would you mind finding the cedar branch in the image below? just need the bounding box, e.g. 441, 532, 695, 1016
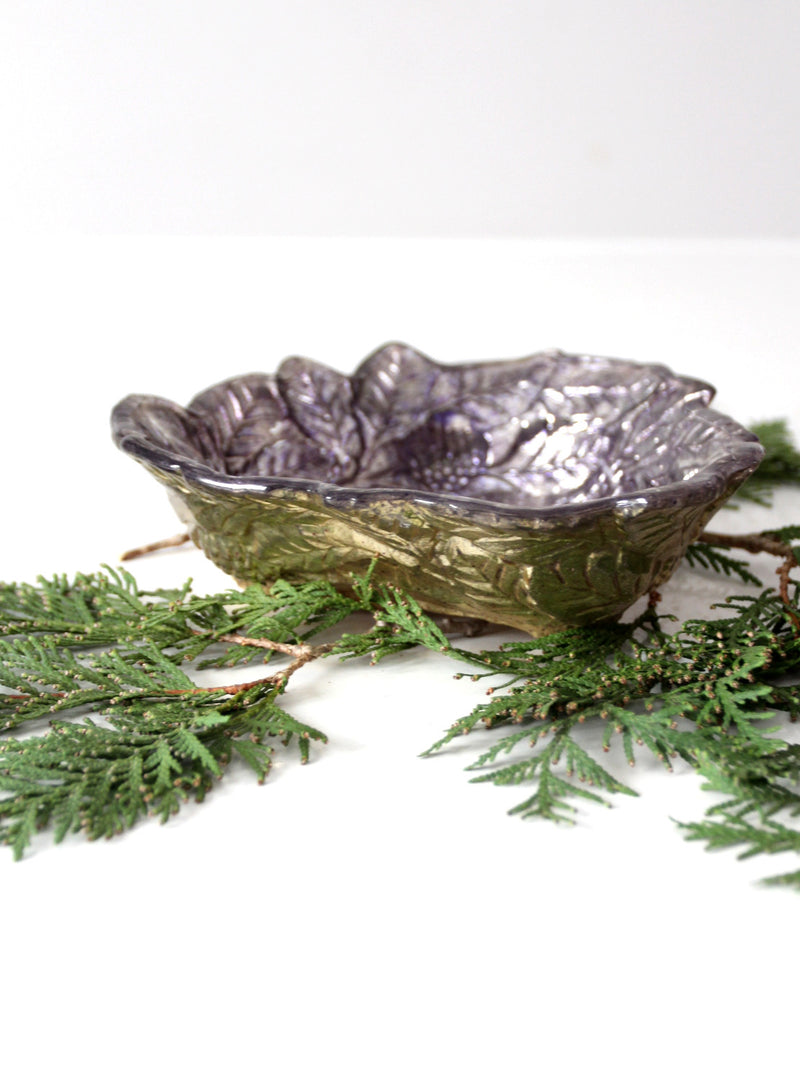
697, 530, 799, 630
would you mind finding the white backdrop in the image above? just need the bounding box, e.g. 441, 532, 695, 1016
2, 0, 799, 235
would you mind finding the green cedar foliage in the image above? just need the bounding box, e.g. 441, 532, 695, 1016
732, 419, 800, 505
0, 568, 344, 857
3, 550, 800, 879
682, 542, 762, 585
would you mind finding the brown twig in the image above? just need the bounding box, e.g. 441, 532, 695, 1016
217, 634, 308, 658
165, 639, 335, 697
697, 530, 800, 631
647, 587, 662, 612
5, 691, 65, 701
775, 555, 800, 627
120, 532, 191, 561
697, 530, 796, 560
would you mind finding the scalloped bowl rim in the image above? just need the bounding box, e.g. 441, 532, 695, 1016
111, 349, 765, 523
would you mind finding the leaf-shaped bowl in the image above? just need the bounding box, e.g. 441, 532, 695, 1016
111, 343, 763, 634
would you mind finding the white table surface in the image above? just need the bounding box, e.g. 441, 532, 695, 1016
1, 238, 799, 1064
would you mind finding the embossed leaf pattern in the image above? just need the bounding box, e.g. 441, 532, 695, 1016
275, 358, 362, 482
116, 397, 215, 465
188, 372, 348, 482
173, 344, 737, 507
188, 374, 297, 475
351, 343, 460, 482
